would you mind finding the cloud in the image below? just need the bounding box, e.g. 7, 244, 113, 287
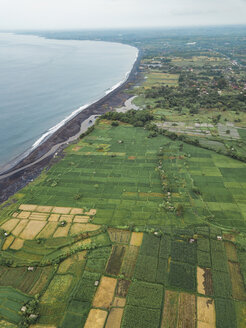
0, 0, 245, 29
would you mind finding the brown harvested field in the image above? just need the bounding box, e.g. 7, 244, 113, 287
29, 325, 56, 328
108, 229, 131, 244
52, 207, 71, 214
2, 235, 15, 250
84, 309, 107, 328
29, 266, 54, 295
60, 215, 73, 222
17, 211, 31, 219
225, 241, 238, 262
223, 233, 236, 242
161, 290, 179, 328
112, 297, 126, 307
70, 223, 99, 235
37, 222, 58, 239
177, 292, 196, 328
116, 279, 131, 298
20, 220, 46, 239
228, 261, 246, 301
48, 214, 60, 222
105, 308, 124, 328
72, 146, 82, 152
10, 238, 24, 250
92, 276, 117, 309
19, 204, 37, 211
53, 223, 71, 238
12, 219, 28, 236
85, 209, 97, 216
12, 212, 19, 217
29, 212, 48, 221
106, 245, 126, 275
130, 232, 143, 246
120, 245, 139, 278
70, 208, 84, 215
36, 206, 53, 213
1, 218, 19, 232
197, 297, 215, 328
73, 216, 90, 223
197, 267, 213, 296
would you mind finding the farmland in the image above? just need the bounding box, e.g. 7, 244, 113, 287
0, 30, 246, 327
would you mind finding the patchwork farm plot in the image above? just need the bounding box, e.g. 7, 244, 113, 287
0, 116, 246, 326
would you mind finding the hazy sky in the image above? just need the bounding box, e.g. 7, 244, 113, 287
0, 0, 246, 30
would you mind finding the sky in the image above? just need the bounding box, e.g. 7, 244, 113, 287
0, 0, 246, 30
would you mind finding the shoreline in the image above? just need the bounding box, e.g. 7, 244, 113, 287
0, 47, 142, 203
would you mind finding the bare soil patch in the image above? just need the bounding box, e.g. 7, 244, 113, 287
92, 276, 117, 309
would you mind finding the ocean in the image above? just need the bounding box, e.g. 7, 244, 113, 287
0, 33, 138, 171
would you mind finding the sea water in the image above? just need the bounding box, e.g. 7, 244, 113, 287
0, 33, 138, 171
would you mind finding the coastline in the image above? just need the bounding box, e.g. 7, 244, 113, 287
0, 47, 142, 203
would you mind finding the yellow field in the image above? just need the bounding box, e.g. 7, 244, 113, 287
92, 276, 117, 309
10, 238, 24, 250
19, 220, 46, 239
105, 308, 124, 328
1, 218, 19, 232
197, 297, 216, 328
84, 309, 107, 328
53, 223, 71, 238
130, 232, 143, 246
37, 222, 58, 239
2, 236, 14, 250
12, 219, 28, 236
197, 267, 205, 295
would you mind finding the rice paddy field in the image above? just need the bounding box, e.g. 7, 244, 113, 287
0, 119, 245, 327
1, 37, 246, 327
